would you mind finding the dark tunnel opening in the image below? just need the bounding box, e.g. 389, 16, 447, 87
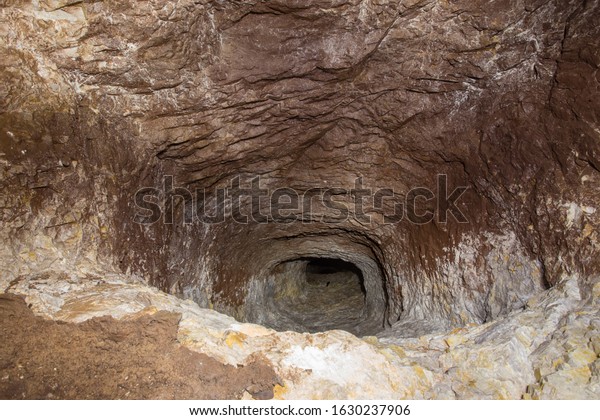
243, 253, 387, 336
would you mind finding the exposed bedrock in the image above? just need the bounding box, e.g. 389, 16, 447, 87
1, 0, 600, 342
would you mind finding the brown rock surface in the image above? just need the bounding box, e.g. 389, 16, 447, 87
0, 0, 599, 357
0, 293, 278, 399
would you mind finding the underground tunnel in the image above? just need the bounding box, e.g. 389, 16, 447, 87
244, 254, 387, 336
266, 257, 370, 334
209, 229, 393, 336
1, 0, 599, 400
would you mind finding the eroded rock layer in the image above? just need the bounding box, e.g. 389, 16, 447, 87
4, 272, 599, 399
0, 0, 599, 397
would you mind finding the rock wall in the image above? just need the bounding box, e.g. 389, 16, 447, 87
1, 0, 599, 371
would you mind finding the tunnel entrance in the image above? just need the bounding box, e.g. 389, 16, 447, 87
277, 258, 367, 333
272, 258, 367, 334
244, 254, 387, 336
305, 258, 366, 293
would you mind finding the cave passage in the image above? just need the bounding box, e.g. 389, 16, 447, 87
274, 258, 367, 334
243, 254, 387, 336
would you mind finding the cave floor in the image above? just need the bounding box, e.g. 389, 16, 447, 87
1, 273, 599, 399
0, 294, 278, 400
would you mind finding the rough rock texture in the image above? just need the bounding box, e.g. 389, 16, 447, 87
1, 0, 600, 398
4, 272, 600, 399
247, 258, 379, 336
0, 292, 279, 399
2, 0, 599, 331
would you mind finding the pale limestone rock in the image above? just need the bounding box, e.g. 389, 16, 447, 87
5, 271, 599, 399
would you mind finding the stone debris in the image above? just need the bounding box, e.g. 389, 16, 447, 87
6, 272, 599, 399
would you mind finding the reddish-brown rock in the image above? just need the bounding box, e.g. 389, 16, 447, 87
1, 0, 599, 336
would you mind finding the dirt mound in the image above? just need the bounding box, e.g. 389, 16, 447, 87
0, 294, 278, 399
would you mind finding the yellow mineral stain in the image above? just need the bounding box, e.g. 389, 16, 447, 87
273, 384, 288, 399
412, 365, 427, 379
567, 347, 597, 366
225, 331, 246, 348
552, 357, 565, 370
445, 334, 465, 348
390, 345, 407, 358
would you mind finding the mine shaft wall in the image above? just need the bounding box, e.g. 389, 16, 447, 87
1, 0, 599, 334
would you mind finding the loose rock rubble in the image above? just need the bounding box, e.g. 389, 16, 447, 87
4, 272, 598, 399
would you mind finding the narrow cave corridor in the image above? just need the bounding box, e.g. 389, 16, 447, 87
271, 258, 368, 334
237, 238, 390, 337
1, 0, 599, 401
